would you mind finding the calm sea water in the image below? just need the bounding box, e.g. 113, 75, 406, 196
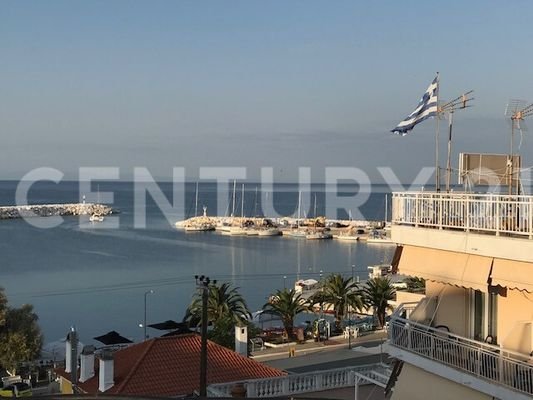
0, 181, 396, 346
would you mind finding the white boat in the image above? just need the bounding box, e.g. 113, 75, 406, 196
306, 231, 332, 240
366, 230, 395, 244
257, 227, 281, 236
89, 214, 104, 223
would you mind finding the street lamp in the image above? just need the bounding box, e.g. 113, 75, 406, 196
351, 265, 355, 282
143, 290, 154, 341
283, 275, 287, 289
195, 275, 216, 397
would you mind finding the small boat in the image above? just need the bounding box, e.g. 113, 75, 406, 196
257, 227, 281, 236
306, 231, 332, 240
89, 214, 104, 223
366, 230, 395, 244
185, 222, 215, 232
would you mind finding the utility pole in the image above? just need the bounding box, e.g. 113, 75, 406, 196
195, 275, 216, 397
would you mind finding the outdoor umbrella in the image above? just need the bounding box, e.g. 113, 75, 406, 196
93, 330, 133, 345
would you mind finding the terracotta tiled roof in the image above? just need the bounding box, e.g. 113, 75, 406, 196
57, 333, 285, 397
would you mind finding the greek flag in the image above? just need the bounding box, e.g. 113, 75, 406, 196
392, 75, 439, 135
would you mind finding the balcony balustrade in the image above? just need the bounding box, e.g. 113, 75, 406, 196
389, 303, 533, 396
392, 192, 533, 238
207, 363, 391, 398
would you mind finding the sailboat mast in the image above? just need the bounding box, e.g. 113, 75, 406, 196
314, 194, 317, 218
232, 180, 236, 217
297, 191, 301, 226
385, 194, 388, 223
241, 184, 245, 218
195, 182, 199, 217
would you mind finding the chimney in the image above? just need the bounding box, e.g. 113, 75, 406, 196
98, 349, 114, 392
65, 327, 78, 375
235, 325, 248, 356
79, 345, 95, 383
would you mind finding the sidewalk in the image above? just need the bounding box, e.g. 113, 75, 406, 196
251, 330, 388, 362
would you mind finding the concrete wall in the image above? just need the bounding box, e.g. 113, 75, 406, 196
392, 225, 533, 263
392, 364, 491, 400
498, 289, 533, 355
426, 281, 469, 337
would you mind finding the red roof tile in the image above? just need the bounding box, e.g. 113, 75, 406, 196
58, 334, 285, 397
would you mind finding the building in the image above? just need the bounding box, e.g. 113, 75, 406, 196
57, 333, 286, 397
387, 190, 533, 399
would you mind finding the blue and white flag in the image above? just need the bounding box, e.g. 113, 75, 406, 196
392, 75, 439, 135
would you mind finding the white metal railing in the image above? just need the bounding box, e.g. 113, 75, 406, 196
389, 303, 533, 396
392, 192, 533, 238
207, 363, 391, 397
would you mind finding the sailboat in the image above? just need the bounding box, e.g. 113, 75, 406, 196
185, 182, 215, 232
285, 191, 307, 238
305, 194, 332, 240
366, 194, 394, 244
230, 184, 248, 235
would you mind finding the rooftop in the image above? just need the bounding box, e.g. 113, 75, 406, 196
57, 333, 286, 397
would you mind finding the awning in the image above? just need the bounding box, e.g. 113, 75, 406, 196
398, 246, 493, 292
491, 258, 533, 293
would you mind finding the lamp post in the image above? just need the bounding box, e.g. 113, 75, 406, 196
143, 289, 154, 341
195, 275, 216, 397
351, 264, 355, 282
283, 275, 287, 289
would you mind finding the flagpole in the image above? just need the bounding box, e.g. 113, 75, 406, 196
446, 111, 453, 192
435, 72, 440, 192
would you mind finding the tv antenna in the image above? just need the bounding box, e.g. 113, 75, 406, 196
504, 100, 533, 194
438, 90, 474, 191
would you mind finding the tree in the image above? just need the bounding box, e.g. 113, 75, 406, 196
310, 274, 364, 332
184, 282, 251, 329
0, 289, 43, 374
362, 277, 396, 328
404, 276, 425, 292
262, 289, 308, 340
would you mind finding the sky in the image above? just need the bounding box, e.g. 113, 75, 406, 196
2, 0, 533, 183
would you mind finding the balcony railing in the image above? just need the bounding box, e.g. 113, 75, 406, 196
207, 363, 391, 398
389, 303, 533, 396
392, 192, 533, 238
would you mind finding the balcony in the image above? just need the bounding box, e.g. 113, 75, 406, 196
392, 192, 533, 238
207, 363, 391, 398
391, 192, 533, 262
388, 303, 533, 399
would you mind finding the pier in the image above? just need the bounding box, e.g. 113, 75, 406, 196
0, 203, 113, 219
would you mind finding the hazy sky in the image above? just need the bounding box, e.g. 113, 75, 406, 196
2, 1, 533, 183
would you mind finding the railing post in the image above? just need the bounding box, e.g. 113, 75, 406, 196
529, 197, 533, 239
496, 198, 500, 236
407, 324, 412, 350
415, 193, 419, 227
465, 196, 470, 232
246, 381, 257, 397
315, 372, 323, 391
282, 377, 290, 395
438, 195, 443, 229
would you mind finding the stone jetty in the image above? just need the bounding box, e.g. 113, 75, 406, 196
0, 203, 113, 219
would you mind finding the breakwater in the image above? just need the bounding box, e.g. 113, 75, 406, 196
0, 203, 113, 219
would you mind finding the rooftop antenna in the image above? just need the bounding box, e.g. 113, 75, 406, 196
505, 99, 533, 195
438, 90, 474, 192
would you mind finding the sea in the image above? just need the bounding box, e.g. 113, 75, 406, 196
0, 180, 398, 347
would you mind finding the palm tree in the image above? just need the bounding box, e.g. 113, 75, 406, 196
184, 282, 251, 328
362, 277, 396, 328
262, 289, 308, 340
311, 274, 364, 332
